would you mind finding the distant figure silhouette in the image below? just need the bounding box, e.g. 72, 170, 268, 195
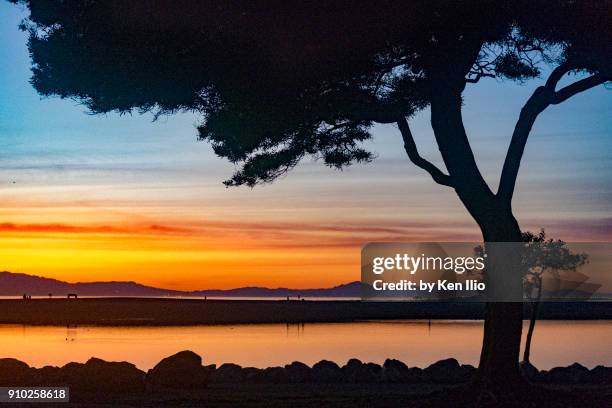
67, 293, 78, 299
49, 293, 53, 298
22, 293, 27, 300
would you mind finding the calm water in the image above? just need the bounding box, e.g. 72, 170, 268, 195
0, 320, 610, 370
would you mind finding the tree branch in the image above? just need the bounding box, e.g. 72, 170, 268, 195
544, 61, 577, 90
397, 116, 454, 187
498, 70, 610, 203
552, 73, 609, 104
466, 70, 496, 83
497, 86, 550, 204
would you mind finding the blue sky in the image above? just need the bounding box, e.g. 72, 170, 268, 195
1, 2, 611, 288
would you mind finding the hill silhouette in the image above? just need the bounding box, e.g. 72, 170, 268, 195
0, 271, 360, 298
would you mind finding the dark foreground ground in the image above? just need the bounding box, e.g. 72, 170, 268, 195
8, 384, 611, 408
1, 351, 610, 407
1, 298, 611, 325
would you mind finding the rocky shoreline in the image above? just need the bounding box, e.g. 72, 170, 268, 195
1, 351, 610, 406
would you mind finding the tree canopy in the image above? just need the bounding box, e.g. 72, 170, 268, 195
10, 0, 611, 187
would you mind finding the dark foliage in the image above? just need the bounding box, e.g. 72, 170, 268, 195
9, 1, 611, 186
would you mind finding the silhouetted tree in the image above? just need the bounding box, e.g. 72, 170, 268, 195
520, 230, 588, 364
9, 0, 611, 397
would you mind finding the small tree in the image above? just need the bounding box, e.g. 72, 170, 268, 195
520, 230, 588, 364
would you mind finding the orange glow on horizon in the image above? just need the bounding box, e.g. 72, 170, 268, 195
0, 208, 485, 290
2, 207, 609, 290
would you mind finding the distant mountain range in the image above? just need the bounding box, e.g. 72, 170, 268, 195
0, 271, 360, 298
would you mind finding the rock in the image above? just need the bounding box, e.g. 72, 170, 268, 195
588, 365, 612, 384
0, 359, 33, 386
382, 359, 425, 383
406, 367, 425, 383
211, 363, 243, 383
520, 361, 539, 380
30, 366, 61, 386
424, 358, 471, 383
342, 359, 381, 383
242, 367, 262, 382
460, 364, 476, 380
85, 358, 145, 393
546, 362, 589, 384
284, 361, 311, 383
382, 359, 409, 383
312, 360, 342, 383
362, 363, 382, 382
261, 366, 288, 383
146, 350, 208, 390
342, 358, 364, 383
57, 358, 145, 400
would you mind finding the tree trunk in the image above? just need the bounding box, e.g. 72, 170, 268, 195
427, 70, 526, 396
523, 275, 542, 363
476, 213, 525, 394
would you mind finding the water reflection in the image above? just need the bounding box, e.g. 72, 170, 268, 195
0, 320, 609, 370
286, 323, 305, 338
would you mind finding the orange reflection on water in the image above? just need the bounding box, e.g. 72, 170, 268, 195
0, 320, 609, 370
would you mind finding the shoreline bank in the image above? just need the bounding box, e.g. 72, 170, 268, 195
0, 298, 611, 326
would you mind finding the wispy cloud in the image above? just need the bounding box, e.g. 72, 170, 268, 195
0, 222, 189, 235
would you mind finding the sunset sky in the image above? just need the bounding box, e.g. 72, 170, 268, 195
1, 3, 611, 290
